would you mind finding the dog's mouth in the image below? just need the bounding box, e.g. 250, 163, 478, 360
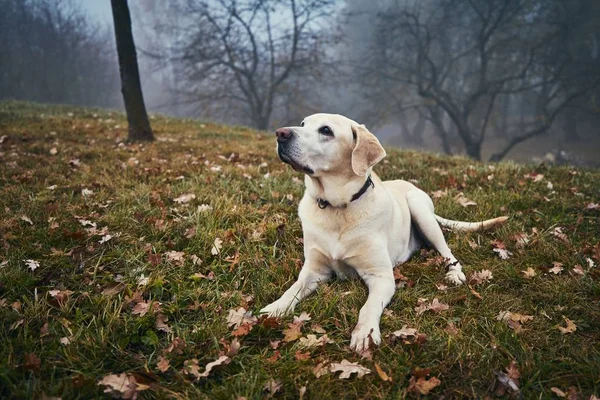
278, 147, 314, 175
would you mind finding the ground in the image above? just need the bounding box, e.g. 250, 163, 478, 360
0, 101, 599, 399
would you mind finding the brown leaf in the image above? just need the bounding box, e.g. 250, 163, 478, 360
557, 318, 577, 334
551, 387, 566, 397
155, 313, 172, 333
330, 359, 371, 379
266, 350, 281, 363
294, 351, 311, 361
263, 379, 282, 397
313, 361, 330, 378
283, 322, 303, 343
374, 363, 392, 382
415, 298, 449, 315
521, 267, 536, 279
298, 334, 333, 348
469, 285, 483, 299
22, 353, 41, 371
156, 356, 170, 372
445, 321, 459, 336
470, 269, 493, 285
102, 282, 126, 296
408, 375, 442, 395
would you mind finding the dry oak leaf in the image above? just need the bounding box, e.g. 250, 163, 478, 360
211, 237, 223, 255
156, 356, 170, 372
390, 325, 418, 339
132, 301, 160, 317
98, 373, 149, 399
283, 322, 303, 343
183, 356, 230, 380
329, 359, 371, 379
557, 318, 577, 334
298, 334, 334, 348
415, 298, 449, 315
312, 361, 330, 378
470, 269, 493, 285
408, 375, 442, 395
263, 379, 283, 396
549, 262, 564, 274
295, 351, 311, 361
293, 311, 311, 324
493, 247, 513, 260
165, 251, 185, 264
522, 267, 537, 279
173, 193, 196, 204
226, 307, 258, 329
455, 193, 477, 207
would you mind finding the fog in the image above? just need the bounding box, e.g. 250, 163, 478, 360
2, 0, 599, 164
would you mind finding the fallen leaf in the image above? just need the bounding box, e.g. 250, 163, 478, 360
445, 321, 459, 336
97, 373, 149, 399
293, 312, 311, 324
22, 353, 41, 371
283, 322, 303, 343
263, 379, 282, 396
415, 298, 449, 315
551, 227, 569, 243
156, 356, 169, 372
132, 301, 160, 317
549, 262, 564, 274
470, 269, 493, 285
165, 251, 185, 265
226, 307, 258, 329
298, 334, 333, 348
572, 265, 584, 276
408, 375, 442, 395
173, 193, 196, 204
551, 387, 566, 397
211, 237, 223, 255
557, 318, 577, 334
374, 363, 392, 382
294, 350, 311, 361
155, 313, 172, 333
390, 325, 418, 338
493, 247, 513, 260
199, 355, 230, 378
23, 259, 39, 272
455, 193, 477, 207
266, 350, 281, 363
21, 215, 33, 225
313, 361, 330, 378
330, 359, 371, 379
59, 337, 71, 346
522, 267, 536, 279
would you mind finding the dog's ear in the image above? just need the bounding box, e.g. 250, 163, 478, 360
351, 124, 386, 176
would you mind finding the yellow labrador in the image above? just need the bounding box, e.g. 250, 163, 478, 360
260, 113, 507, 353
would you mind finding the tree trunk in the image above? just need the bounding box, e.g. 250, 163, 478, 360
111, 0, 154, 142
465, 141, 482, 161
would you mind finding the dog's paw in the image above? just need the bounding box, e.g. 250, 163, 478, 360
445, 269, 466, 285
350, 323, 381, 354
259, 300, 293, 317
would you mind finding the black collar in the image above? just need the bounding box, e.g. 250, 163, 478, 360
317, 175, 374, 209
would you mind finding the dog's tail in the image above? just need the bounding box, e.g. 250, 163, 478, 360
435, 215, 508, 233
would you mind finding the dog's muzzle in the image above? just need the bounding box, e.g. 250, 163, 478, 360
275, 127, 314, 175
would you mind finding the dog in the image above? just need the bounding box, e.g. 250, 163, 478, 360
260, 113, 507, 353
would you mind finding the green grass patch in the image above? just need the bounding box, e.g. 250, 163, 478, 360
1, 100, 599, 398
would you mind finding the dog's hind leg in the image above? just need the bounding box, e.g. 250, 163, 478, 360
406, 189, 466, 285
260, 258, 331, 317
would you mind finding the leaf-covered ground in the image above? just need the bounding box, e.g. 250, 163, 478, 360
1, 101, 599, 399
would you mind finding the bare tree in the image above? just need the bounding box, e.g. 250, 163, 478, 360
0, 0, 119, 108
156, 0, 335, 130
365, 0, 600, 161
111, 0, 154, 142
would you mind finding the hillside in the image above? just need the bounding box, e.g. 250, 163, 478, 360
1, 101, 599, 399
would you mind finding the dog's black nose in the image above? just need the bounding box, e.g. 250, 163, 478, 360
275, 127, 293, 141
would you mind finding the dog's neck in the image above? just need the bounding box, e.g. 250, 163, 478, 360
305, 171, 374, 208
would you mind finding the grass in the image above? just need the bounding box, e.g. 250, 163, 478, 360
0, 100, 599, 399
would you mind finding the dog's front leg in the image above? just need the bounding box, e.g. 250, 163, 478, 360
350, 260, 395, 353
260, 257, 331, 317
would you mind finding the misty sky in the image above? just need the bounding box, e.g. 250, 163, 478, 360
77, 1, 112, 24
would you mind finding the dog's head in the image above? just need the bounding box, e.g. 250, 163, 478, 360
275, 113, 386, 177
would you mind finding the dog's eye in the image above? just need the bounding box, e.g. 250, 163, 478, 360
300, 121, 305, 127
319, 126, 333, 137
